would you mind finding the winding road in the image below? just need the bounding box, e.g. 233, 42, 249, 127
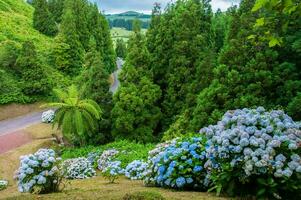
110, 57, 124, 93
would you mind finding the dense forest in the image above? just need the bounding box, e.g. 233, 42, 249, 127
1, 0, 301, 143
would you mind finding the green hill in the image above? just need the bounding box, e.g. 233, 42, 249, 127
0, 0, 68, 104
0, 0, 53, 51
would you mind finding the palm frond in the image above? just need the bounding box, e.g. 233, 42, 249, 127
61, 110, 73, 138
79, 102, 101, 119
74, 109, 84, 136
68, 85, 79, 99
82, 99, 103, 117
81, 109, 97, 132
53, 88, 68, 102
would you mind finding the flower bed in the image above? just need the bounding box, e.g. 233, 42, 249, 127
14, 149, 63, 194
61, 158, 96, 179
101, 160, 124, 183
201, 107, 301, 199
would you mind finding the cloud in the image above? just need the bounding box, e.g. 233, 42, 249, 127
92, 0, 240, 14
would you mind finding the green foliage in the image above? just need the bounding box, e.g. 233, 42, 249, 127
47, 85, 102, 146
48, 0, 65, 23
32, 0, 57, 36
115, 38, 127, 58
112, 24, 161, 143
251, 0, 301, 47
147, 0, 215, 132
53, 6, 84, 75
287, 93, 301, 120
191, 0, 301, 130
79, 42, 113, 144
123, 191, 165, 200
60, 140, 155, 168
16, 41, 50, 97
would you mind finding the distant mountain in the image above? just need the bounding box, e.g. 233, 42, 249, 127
106, 11, 151, 20
106, 11, 151, 30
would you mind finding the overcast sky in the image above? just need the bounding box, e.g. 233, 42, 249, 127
92, 0, 240, 14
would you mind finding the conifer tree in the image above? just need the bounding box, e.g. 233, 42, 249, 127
147, 0, 214, 131
32, 0, 57, 36
87, 4, 116, 73
53, 5, 84, 75
115, 39, 127, 58
16, 41, 49, 96
48, 0, 65, 23
111, 23, 161, 143
191, 0, 301, 130
79, 38, 113, 144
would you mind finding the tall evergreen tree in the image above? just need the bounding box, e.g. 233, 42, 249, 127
111, 23, 161, 143
16, 41, 49, 96
48, 0, 65, 23
79, 38, 113, 144
115, 39, 127, 58
191, 0, 301, 131
53, 6, 84, 75
32, 0, 57, 36
87, 4, 116, 73
147, 0, 214, 131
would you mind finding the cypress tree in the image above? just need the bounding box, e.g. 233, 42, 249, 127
191, 0, 301, 130
48, 0, 65, 23
80, 38, 113, 144
16, 41, 49, 96
115, 39, 127, 58
32, 0, 57, 36
148, 0, 214, 131
53, 5, 84, 75
111, 23, 161, 143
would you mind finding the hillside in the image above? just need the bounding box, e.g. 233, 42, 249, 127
0, 0, 68, 104
0, 0, 53, 51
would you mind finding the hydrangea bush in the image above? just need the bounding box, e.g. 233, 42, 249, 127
41, 110, 55, 123
101, 161, 124, 183
125, 160, 148, 180
87, 151, 101, 166
144, 137, 209, 190
61, 158, 96, 179
14, 149, 63, 194
0, 180, 8, 191
97, 149, 119, 170
201, 107, 301, 199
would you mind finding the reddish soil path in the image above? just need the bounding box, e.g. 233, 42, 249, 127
0, 130, 32, 154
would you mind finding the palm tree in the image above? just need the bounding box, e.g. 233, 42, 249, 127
45, 85, 102, 145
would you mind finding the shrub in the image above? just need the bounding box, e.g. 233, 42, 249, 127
125, 160, 148, 180
123, 191, 165, 200
144, 137, 209, 190
101, 161, 124, 183
14, 149, 64, 194
41, 110, 55, 123
97, 149, 119, 171
61, 158, 96, 179
201, 107, 301, 199
0, 180, 8, 191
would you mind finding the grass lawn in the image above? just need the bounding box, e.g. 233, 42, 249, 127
0, 176, 226, 200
